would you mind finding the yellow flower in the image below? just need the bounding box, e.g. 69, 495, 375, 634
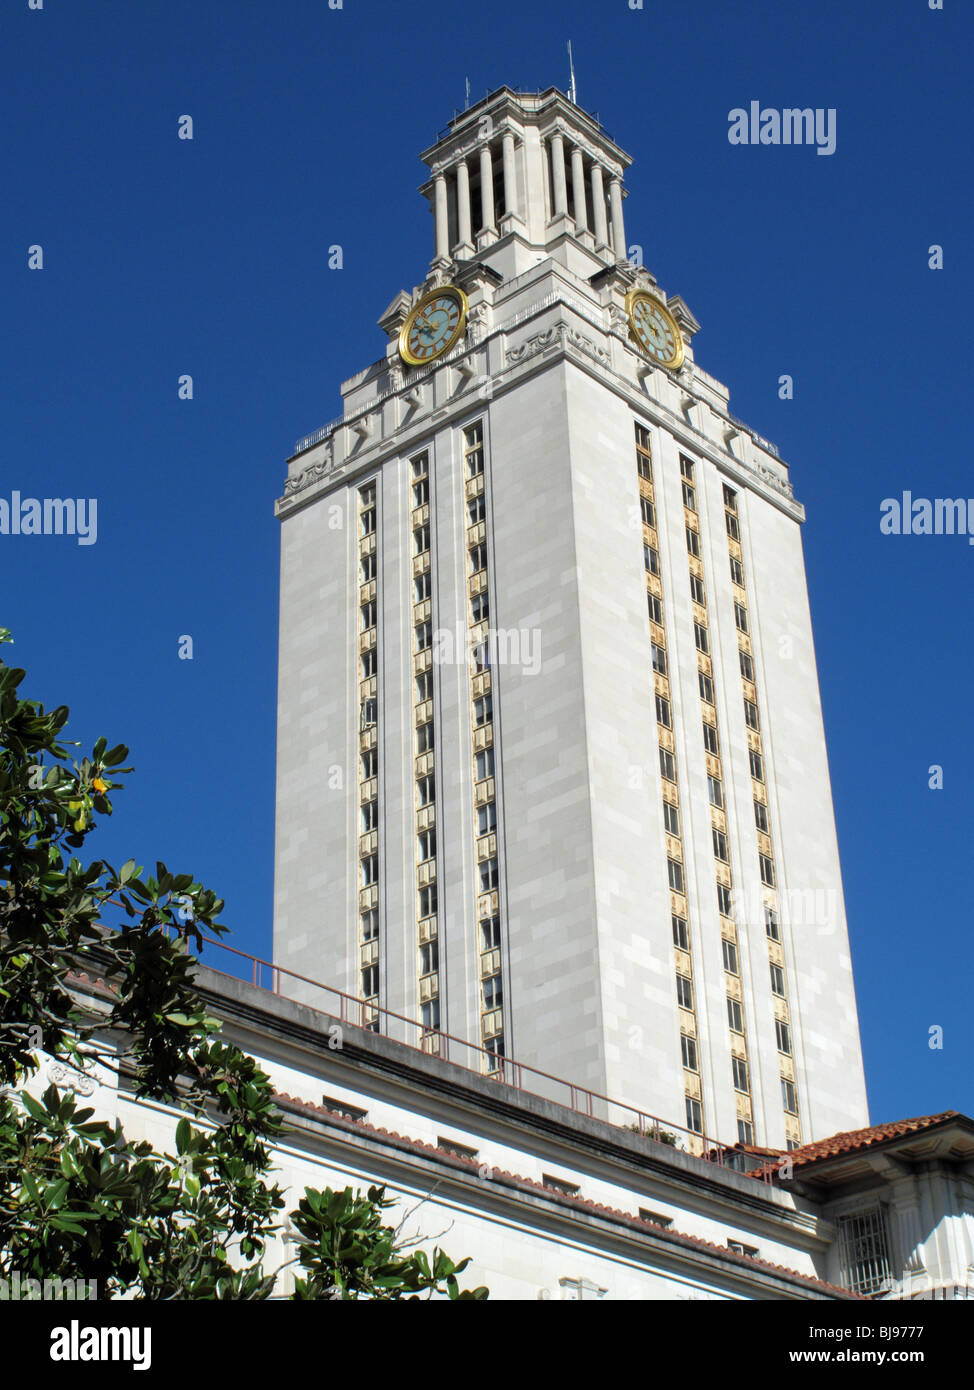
92, 777, 107, 792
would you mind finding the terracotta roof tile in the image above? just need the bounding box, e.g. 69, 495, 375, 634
751, 1111, 962, 1176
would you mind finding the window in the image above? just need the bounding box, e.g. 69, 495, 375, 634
702, 721, 719, 755
360, 854, 378, 886
769, 963, 786, 998
464, 422, 484, 476
416, 721, 435, 753
726, 512, 741, 540
732, 1057, 749, 1092
727, 1239, 759, 1258
635, 422, 652, 455
685, 1097, 703, 1133
723, 484, 737, 511
727, 997, 744, 1033
480, 916, 501, 950
681, 1033, 698, 1072
689, 574, 705, 605
469, 542, 488, 573
416, 670, 433, 702
414, 571, 431, 602
734, 602, 749, 633
737, 1119, 754, 1145
361, 801, 378, 832
744, 699, 760, 731
479, 858, 499, 892
651, 643, 667, 676
643, 543, 660, 576
474, 693, 493, 726
360, 697, 377, 729
361, 749, 378, 779
639, 1208, 673, 1229
717, 884, 733, 917
708, 775, 724, 809
484, 1035, 505, 1068
640, 496, 656, 526
411, 453, 428, 479
637, 453, 653, 482
361, 600, 376, 631
419, 884, 438, 918
730, 556, 745, 587
472, 642, 490, 673
475, 748, 495, 781
470, 591, 490, 623
419, 940, 439, 976
415, 621, 432, 652
781, 1078, 799, 1114
712, 829, 729, 862
659, 747, 676, 781
699, 671, 714, 703
752, 799, 768, 834
482, 974, 503, 1010
655, 694, 672, 728
361, 552, 376, 582
739, 650, 754, 681
765, 906, 780, 941
477, 801, 497, 835
647, 593, 663, 624
749, 749, 764, 782
838, 1208, 893, 1297
676, 975, 693, 1009
722, 939, 739, 975
360, 909, 378, 941
667, 858, 685, 894
418, 827, 436, 862
421, 998, 440, 1031
437, 1135, 479, 1161
671, 914, 688, 949
360, 505, 376, 537
417, 775, 435, 806
412, 478, 429, 507
682, 480, 696, 510
413, 524, 430, 554
775, 1019, 792, 1055
361, 648, 377, 679
468, 494, 486, 524
362, 964, 379, 998
663, 801, 680, 836
686, 526, 701, 558
694, 622, 709, 654
541, 1173, 579, 1197
680, 455, 695, 480
760, 854, 776, 887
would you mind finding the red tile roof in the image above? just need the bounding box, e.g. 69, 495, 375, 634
753, 1112, 962, 1175
275, 1090, 862, 1300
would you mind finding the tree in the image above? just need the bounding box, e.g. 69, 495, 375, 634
0, 628, 487, 1300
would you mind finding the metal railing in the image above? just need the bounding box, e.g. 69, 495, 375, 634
127, 916, 774, 1184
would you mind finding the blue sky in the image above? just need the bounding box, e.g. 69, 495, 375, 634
3, 0, 970, 1128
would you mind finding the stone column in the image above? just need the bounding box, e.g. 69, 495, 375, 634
479, 144, 495, 234
456, 159, 473, 255
570, 146, 588, 231
501, 131, 518, 223
550, 132, 568, 216
434, 172, 449, 262
609, 176, 626, 260
591, 164, 609, 247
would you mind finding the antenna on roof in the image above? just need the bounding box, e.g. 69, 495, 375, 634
567, 40, 577, 104
465, 76, 471, 109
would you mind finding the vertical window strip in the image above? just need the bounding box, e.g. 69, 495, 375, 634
357, 480, 380, 1029
411, 451, 440, 1047
723, 486, 802, 1146
465, 421, 505, 1075
636, 425, 704, 1144
679, 452, 755, 1137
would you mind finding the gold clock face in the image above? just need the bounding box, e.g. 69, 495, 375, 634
399, 286, 468, 367
626, 290, 685, 370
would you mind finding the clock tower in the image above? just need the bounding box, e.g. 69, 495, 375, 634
273, 86, 868, 1154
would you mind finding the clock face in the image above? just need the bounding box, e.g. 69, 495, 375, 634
399, 287, 468, 366
626, 291, 685, 370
